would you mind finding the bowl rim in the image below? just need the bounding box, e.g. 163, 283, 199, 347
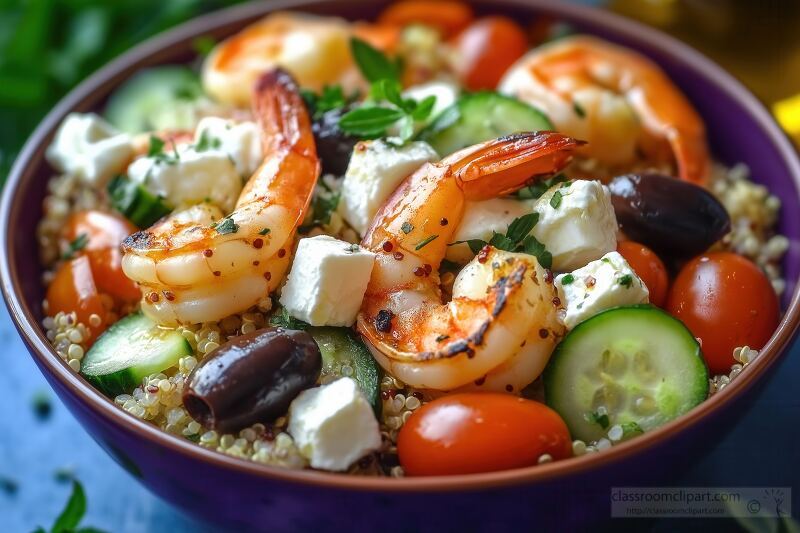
3, 0, 800, 493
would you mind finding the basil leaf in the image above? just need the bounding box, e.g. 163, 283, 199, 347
411, 95, 437, 121
506, 213, 539, 245
339, 106, 405, 137
52, 480, 87, 533
350, 37, 399, 83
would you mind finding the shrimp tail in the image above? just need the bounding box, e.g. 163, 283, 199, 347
447, 131, 585, 200
253, 68, 316, 158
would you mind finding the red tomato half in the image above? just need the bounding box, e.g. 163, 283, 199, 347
666, 252, 779, 374
451, 16, 529, 91
617, 241, 669, 307
397, 393, 571, 476
46, 256, 108, 345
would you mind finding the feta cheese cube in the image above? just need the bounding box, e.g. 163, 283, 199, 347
338, 139, 438, 236
445, 198, 533, 264
127, 147, 243, 212
193, 117, 263, 177
555, 251, 649, 329
288, 377, 381, 471
46, 113, 133, 185
532, 179, 618, 272
279, 235, 376, 326
403, 81, 459, 124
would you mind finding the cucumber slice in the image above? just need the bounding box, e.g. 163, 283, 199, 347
417, 91, 554, 157
108, 175, 172, 228
543, 305, 708, 442
104, 66, 204, 134
308, 327, 380, 413
81, 312, 192, 397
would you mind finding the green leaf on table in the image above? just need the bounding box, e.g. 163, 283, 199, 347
51, 480, 86, 533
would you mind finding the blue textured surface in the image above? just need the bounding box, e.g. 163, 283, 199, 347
1, 301, 798, 531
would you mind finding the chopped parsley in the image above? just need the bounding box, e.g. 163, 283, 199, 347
148, 135, 179, 165
147, 135, 165, 156
301, 191, 340, 231
269, 306, 310, 331
258, 228, 271, 236
573, 100, 586, 118
347, 243, 360, 253
194, 129, 221, 152
561, 274, 575, 285
621, 421, 644, 439
549, 190, 563, 209
618, 274, 633, 288
415, 234, 438, 250
585, 409, 610, 429
516, 174, 568, 200
61, 233, 89, 260
401, 222, 413, 234
215, 217, 239, 235
448, 213, 553, 269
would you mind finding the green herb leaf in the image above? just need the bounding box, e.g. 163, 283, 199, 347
549, 190, 563, 209
339, 106, 406, 137
584, 410, 609, 429
350, 37, 399, 83
488, 232, 516, 251
347, 243, 361, 253
397, 115, 415, 141
401, 222, 413, 234
52, 480, 87, 533
147, 135, 165, 157
194, 129, 221, 152
61, 233, 89, 260
215, 217, 239, 235
258, 228, 271, 236
560, 274, 575, 285
516, 174, 567, 200
415, 234, 439, 250
269, 307, 310, 331
448, 239, 487, 255
573, 100, 586, 118
618, 274, 633, 288
620, 421, 644, 439
410, 95, 437, 121
373, 78, 404, 108
505, 213, 539, 244
521, 235, 553, 269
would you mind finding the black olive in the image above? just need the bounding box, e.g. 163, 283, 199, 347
311, 105, 359, 176
608, 173, 731, 258
183, 327, 321, 433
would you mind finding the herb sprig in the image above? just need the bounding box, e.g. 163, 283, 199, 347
61, 233, 89, 260
448, 212, 553, 269
33, 480, 107, 533
338, 37, 436, 140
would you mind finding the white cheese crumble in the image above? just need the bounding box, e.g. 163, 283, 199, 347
338, 139, 438, 236
193, 117, 263, 177
288, 377, 381, 471
532, 179, 618, 272
46, 113, 133, 185
279, 235, 376, 327
555, 251, 649, 329
127, 146, 243, 213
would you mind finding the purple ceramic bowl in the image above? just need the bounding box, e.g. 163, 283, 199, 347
2, 0, 799, 530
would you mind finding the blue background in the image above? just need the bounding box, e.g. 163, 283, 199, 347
1, 301, 798, 531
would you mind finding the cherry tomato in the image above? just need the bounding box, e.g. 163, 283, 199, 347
397, 393, 571, 476
46, 256, 108, 345
62, 210, 140, 305
617, 241, 669, 307
451, 16, 529, 91
378, 0, 474, 38
666, 252, 779, 374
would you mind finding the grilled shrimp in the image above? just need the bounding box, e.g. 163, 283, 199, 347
121, 69, 320, 326
499, 36, 710, 183
356, 132, 581, 391
203, 12, 397, 107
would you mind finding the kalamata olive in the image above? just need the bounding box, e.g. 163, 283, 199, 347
183, 327, 321, 433
608, 173, 731, 258
312, 106, 359, 176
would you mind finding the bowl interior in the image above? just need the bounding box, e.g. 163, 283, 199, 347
3, 0, 800, 489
